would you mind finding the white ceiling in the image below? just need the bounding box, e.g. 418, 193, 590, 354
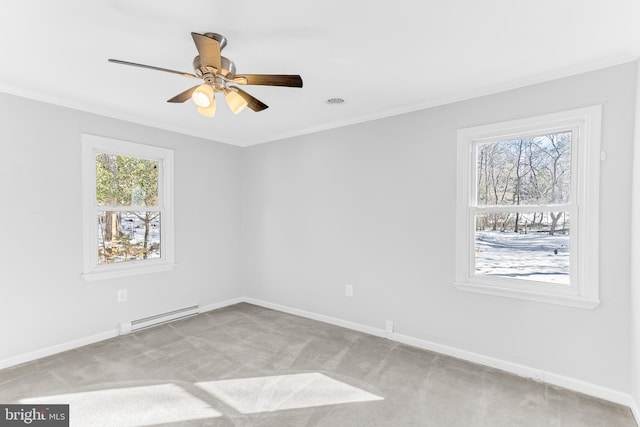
1, 1, 639, 147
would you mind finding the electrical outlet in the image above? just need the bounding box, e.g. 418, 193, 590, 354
345, 284, 353, 297
117, 289, 128, 302
385, 320, 394, 335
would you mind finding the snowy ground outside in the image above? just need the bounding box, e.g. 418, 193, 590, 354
474, 230, 569, 284
98, 212, 161, 263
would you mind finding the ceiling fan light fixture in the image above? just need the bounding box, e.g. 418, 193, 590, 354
225, 89, 248, 114
197, 97, 216, 117
192, 84, 214, 107
109, 31, 303, 116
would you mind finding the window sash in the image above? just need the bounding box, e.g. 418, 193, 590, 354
94, 206, 162, 212
95, 152, 164, 208
455, 106, 601, 308
82, 134, 175, 281
466, 211, 577, 289
472, 204, 572, 214
471, 126, 578, 208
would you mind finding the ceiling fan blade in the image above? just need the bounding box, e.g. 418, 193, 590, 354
233, 74, 303, 88
191, 32, 221, 70
230, 86, 269, 112
167, 85, 200, 103
108, 59, 199, 79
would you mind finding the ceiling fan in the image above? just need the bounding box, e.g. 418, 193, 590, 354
108, 32, 303, 117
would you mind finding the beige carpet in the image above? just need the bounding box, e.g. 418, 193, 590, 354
0, 303, 636, 426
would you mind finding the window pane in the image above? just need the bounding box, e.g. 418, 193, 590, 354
97, 211, 161, 264
96, 153, 158, 207
476, 131, 572, 206
474, 212, 570, 284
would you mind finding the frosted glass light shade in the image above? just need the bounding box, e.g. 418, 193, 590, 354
225, 90, 248, 114
197, 97, 216, 117
192, 84, 214, 108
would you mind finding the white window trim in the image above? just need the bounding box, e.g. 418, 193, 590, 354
81, 134, 175, 281
454, 106, 602, 309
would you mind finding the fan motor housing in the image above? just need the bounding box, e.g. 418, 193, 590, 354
193, 55, 236, 78
192, 32, 230, 78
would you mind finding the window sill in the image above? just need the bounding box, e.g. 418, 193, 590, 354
453, 281, 600, 309
82, 262, 176, 282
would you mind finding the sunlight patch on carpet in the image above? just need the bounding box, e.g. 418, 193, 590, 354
196, 372, 383, 414
20, 383, 220, 427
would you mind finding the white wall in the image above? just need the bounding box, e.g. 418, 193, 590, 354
1, 61, 637, 402
0, 93, 243, 363
630, 59, 640, 415
241, 62, 637, 393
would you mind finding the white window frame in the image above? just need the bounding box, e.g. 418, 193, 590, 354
455, 106, 601, 308
81, 134, 175, 281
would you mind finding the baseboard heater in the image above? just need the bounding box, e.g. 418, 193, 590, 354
119, 304, 200, 335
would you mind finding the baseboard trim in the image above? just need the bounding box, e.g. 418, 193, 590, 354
390, 331, 632, 407
390, 332, 545, 380
244, 297, 636, 413
543, 371, 635, 409
199, 297, 245, 314
0, 329, 118, 370
630, 398, 640, 425
243, 297, 387, 339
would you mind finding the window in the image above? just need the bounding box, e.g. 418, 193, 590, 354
82, 134, 174, 281
455, 106, 601, 308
